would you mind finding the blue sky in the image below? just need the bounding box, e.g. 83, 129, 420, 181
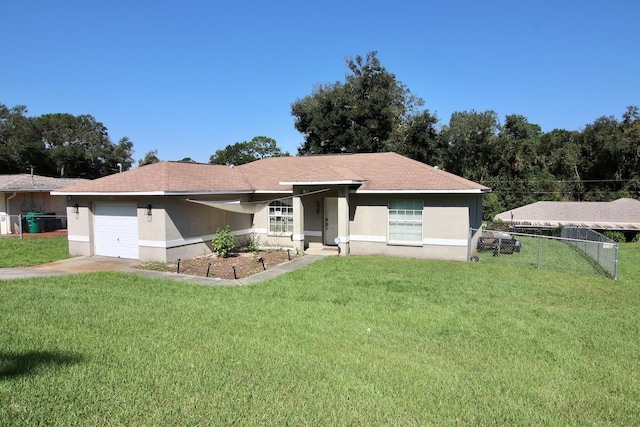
2, 0, 638, 165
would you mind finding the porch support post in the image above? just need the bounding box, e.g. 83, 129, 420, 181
337, 187, 350, 256
292, 191, 305, 253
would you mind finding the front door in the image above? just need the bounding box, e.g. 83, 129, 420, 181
324, 197, 338, 245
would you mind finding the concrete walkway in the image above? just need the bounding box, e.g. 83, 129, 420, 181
0, 255, 323, 285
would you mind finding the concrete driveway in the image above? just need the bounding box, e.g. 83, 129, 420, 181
0, 256, 139, 280
32, 256, 140, 273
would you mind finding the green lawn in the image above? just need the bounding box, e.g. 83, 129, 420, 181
0, 236, 68, 267
1, 245, 639, 425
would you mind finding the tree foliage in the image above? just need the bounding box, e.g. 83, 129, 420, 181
210, 136, 289, 166
392, 110, 443, 166
138, 150, 160, 166
441, 110, 500, 183
0, 104, 47, 175
292, 51, 423, 155
0, 103, 134, 178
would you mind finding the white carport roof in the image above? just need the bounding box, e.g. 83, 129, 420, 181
495, 198, 640, 231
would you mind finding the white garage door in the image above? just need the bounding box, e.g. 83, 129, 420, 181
94, 203, 139, 259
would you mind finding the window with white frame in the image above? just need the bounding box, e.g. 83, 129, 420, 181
388, 200, 423, 243
269, 200, 293, 234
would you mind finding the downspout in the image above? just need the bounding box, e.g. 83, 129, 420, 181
6, 192, 17, 234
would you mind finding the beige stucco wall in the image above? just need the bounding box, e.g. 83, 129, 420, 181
0, 193, 6, 234
66, 201, 92, 256
158, 196, 254, 262
67, 194, 256, 262
348, 193, 483, 261
64, 191, 484, 263
249, 190, 483, 261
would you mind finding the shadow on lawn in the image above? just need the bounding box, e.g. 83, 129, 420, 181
0, 351, 83, 380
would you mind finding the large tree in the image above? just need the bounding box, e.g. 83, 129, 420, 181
0, 104, 47, 174
576, 107, 640, 200
292, 51, 423, 155
391, 110, 443, 166
492, 114, 557, 212
34, 113, 133, 178
0, 102, 134, 178
210, 136, 289, 166
441, 110, 500, 182
539, 128, 584, 199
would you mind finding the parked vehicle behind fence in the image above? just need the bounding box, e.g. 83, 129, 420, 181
477, 231, 521, 254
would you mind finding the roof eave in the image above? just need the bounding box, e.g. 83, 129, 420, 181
505, 220, 640, 230
279, 180, 365, 186
253, 190, 292, 194
51, 190, 256, 196
3, 188, 60, 193
352, 189, 490, 194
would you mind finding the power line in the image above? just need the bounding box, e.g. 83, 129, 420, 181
480, 179, 635, 184
489, 190, 640, 195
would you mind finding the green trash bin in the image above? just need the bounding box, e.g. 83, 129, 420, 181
26, 212, 43, 233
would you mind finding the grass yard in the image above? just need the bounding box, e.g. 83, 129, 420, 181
1, 244, 639, 425
0, 236, 69, 267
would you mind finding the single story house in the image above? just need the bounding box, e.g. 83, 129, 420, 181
494, 198, 640, 231
1, 174, 87, 234
53, 152, 489, 262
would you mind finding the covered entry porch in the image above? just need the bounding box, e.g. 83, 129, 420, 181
289, 184, 358, 256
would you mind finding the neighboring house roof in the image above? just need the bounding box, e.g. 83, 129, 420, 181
495, 198, 640, 230
0, 174, 88, 192
53, 152, 489, 195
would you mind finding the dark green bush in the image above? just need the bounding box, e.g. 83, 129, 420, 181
603, 230, 625, 243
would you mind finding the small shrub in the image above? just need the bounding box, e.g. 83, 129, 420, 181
247, 232, 261, 260
212, 225, 236, 258
603, 230, 625, 243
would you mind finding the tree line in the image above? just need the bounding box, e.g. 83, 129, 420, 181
291, 51, 640, 219
3, 51, 638, 221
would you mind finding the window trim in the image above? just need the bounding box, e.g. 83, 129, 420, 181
387, 199, 424, 246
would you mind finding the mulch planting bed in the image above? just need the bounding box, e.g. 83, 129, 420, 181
140, 250, 299, 280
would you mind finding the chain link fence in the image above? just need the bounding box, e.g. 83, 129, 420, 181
1, 214, 67, 238
470, 227, 618, 280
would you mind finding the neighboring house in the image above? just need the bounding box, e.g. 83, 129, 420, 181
494, 198, 640, 231
53, 152, 489, 262
1, 174, 88, 235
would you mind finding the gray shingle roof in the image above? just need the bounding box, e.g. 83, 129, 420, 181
0, 174, 88, 192
495, 198, 640, 230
